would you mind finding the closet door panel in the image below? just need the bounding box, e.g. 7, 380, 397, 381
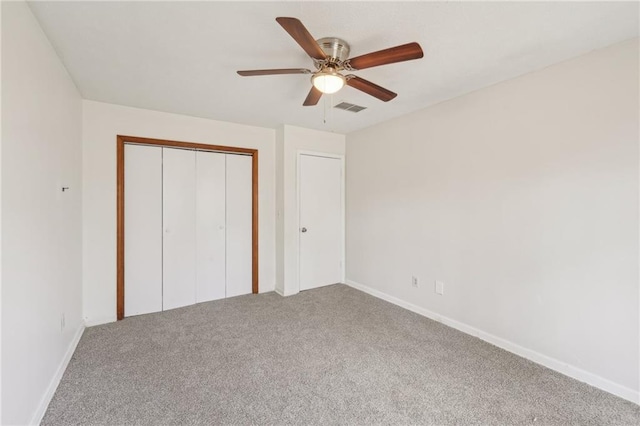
196, 151, 226, 302
225, 154, 253, 297
162, 148, 197, 310
124, 145, 163, 316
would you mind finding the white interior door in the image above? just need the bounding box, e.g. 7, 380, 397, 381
162, 147, 197, 310
124, 144, 163, 316
299, 154, 343, 291
225, 154, 253, 297
196, 151, 226, 302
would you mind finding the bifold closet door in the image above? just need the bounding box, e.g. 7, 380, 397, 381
124, 145, 163, 316
196, 151, 226, 302
162, 148, 197, 310
225, 154, 253, 297
125, 146, 252, 316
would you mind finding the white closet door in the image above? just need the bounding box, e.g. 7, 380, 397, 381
162, 147, 197, 310
124, 145, 163, 316
299, 154, 343, 291
196, 151, 226, 302
225, 154, 253, 297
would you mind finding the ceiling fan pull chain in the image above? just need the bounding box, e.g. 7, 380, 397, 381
330, 93, 334, 130
323, 95, 327, 124
332, 94, 335, 131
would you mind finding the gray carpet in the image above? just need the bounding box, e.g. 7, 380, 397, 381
43, 284, 639, 425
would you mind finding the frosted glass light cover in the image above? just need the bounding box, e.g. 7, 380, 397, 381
312, 73, 345, 94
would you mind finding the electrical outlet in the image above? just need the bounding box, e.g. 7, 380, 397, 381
435, 280, 444, 295
412, 276, 419, 288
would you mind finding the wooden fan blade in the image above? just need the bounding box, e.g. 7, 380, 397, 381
237, 68, 311, 76
303, 86, 322, 106
276, 17, 326, 60
347, 42, 423, 70
346, 76, 397, 102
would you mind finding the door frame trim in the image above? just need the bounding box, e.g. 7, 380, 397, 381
296, 150, 346, 293
116, 135, 259, 320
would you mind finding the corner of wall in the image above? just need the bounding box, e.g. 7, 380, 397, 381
2, 2, 84, 422
275, 125, 285, 295
29, 324, 85, 425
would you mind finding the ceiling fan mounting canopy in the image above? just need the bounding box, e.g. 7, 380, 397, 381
237, 17, 424, 106
316, 37, 351, 63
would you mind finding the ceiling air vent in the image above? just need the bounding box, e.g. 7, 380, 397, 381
333, 102, 367, 113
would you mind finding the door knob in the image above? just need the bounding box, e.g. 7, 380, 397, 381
301, 227, 307, 233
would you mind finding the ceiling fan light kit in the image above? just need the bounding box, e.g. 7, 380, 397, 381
237, 17, 424, 106
312, 68, 345, 94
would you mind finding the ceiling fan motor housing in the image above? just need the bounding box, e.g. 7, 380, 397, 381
316, 37, 351, 63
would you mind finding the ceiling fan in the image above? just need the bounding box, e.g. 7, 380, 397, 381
237, 17, 424, 106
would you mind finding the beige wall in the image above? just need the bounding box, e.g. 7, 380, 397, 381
82, 101, 277, 325
346, 38, 639, 402
2, 2, 84, 423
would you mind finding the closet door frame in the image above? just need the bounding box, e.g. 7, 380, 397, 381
116, 135, 259, 320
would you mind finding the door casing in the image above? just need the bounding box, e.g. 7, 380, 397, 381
296, 150, 346, 293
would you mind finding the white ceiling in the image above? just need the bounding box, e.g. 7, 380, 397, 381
28, 1, 638, 134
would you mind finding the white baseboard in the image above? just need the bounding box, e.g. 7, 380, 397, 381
84, 315, 116, 327
275, 288, 298, 297
345, 279, 639, 405
30, 323, 85, 425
